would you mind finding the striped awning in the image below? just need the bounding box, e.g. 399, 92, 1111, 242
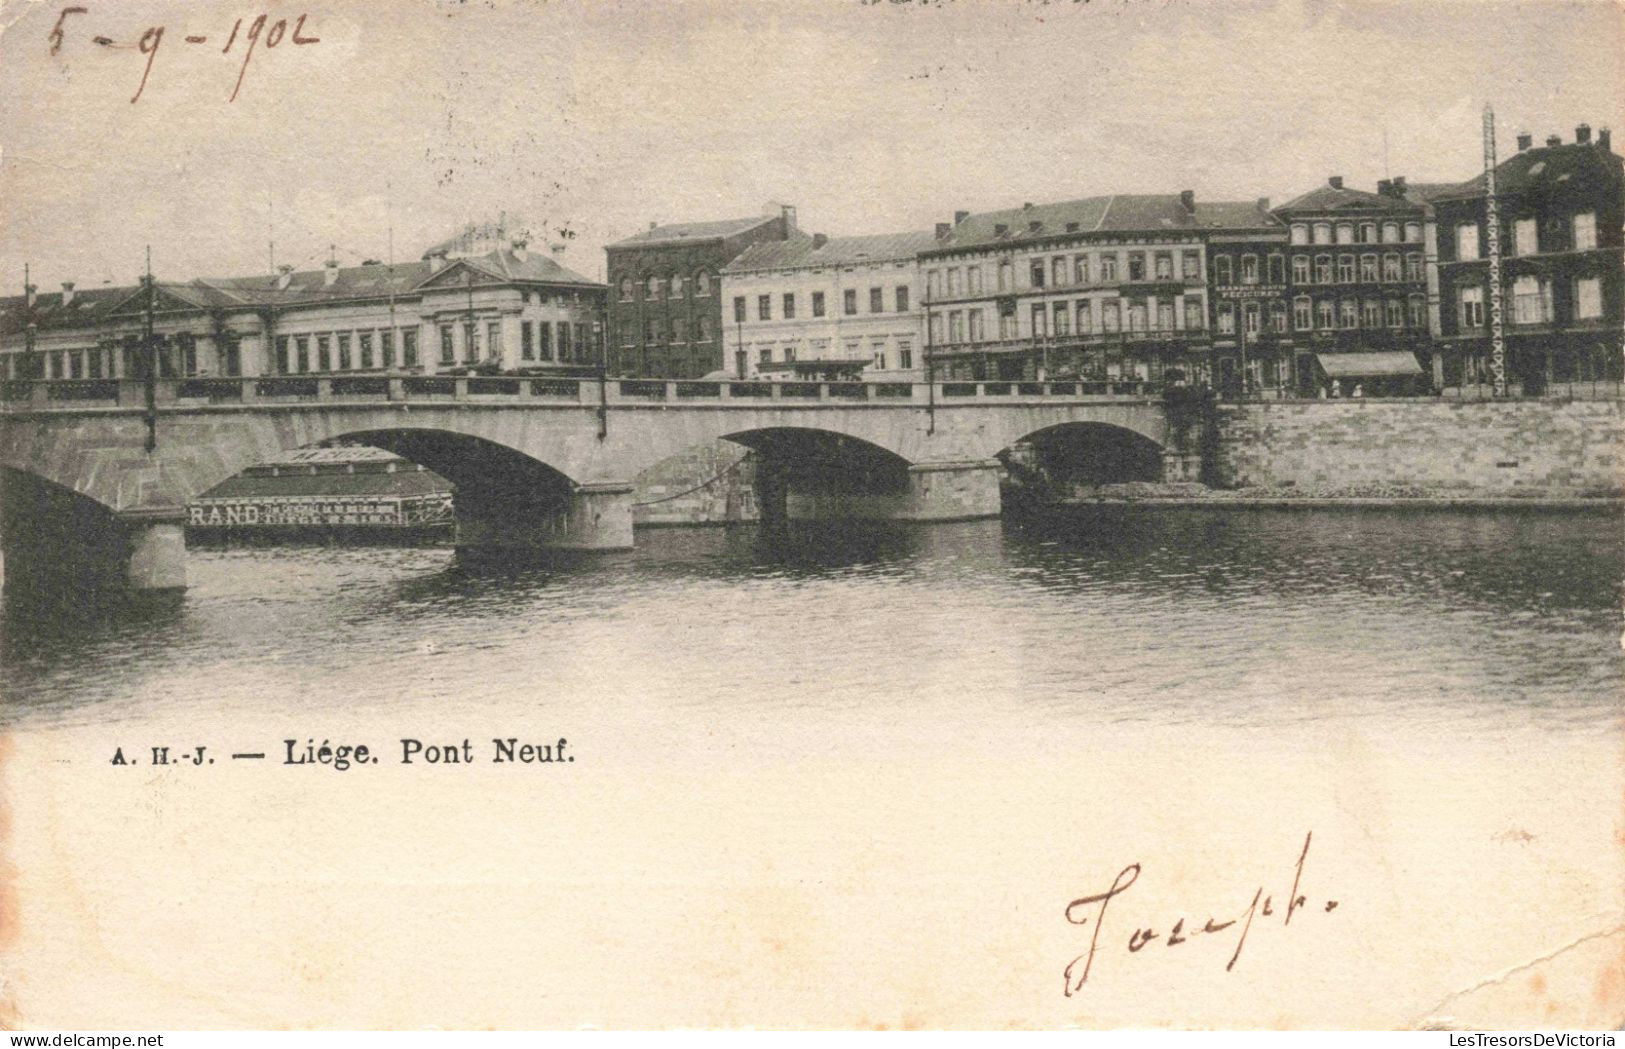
1315, 352, 1424, 378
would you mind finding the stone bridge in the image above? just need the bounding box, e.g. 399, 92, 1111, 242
0, 375, 1183, 590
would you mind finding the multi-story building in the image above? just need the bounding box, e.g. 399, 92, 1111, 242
1200, 200, 1291, 397
718, 229, 934, 380
0, 234, 605, 382
1431, 124, 1623, 394
917, 193, 1271, 385
605, 206, 796, 379
1273, 176, 1432, 395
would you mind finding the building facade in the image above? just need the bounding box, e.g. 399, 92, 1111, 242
917, 193, 1274, 385
1201, 200, 1292, 397
1431, 125, 1624, 394
605, 207, 796, 379
0, 237, 605, 383
1272, 177, 1432, 395
719, 230, 934, 380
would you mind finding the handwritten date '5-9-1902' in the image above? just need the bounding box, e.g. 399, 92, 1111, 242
48, 6, 320, 104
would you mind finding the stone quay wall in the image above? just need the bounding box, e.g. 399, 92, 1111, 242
1213, 398, 1624, 495
632, 439, 758, 527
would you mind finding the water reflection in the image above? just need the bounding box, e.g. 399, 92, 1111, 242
1, 508, 1620, 734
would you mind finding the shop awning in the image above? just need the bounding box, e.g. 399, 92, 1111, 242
1314, 351, 1424, 378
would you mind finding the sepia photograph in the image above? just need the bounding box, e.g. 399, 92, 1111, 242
0, 0, 1620, 1034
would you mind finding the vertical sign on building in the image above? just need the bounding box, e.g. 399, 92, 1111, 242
1483, 104, 1507, 397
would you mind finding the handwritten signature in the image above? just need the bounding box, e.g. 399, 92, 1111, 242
49, 6, 321, 104
1062, 831, 1338, 995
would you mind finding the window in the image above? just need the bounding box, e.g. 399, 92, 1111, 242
538, 321, 553, 359
1215, 256, 1233, 285
1315, 255, 1333, 284
1408, 296, 1427, 329
1160, 302, 1177, 331
695, 271, 711, 296
844, 289, 857, 315
929, 313, 944, 344
1292, 256, 1311, 284
643, 317, 658, 343
1077, 301, 1094, 333
1128, 253, 1146, 281
1313, 222, 1332, 244
759, 347, 772, 365
1243, 302, 1260, 334
783, 293, 796, 319
1359, 254, 1378, 282
669, 314, 684, 342
1241, 255, 1259, 284
927, 270, 942, 298
1382, 222, 1400, 244
1268, 255, 1285, 284
1293, 296, 1312, 330
1514, 217, 1537, 256
870, 287, 884, 313
619, 278, 633, 301
1459, 285, 1485, 328
1290, 224, 1309, 245
359, 332, 374, 369
1575, 276, 1603, 319
1217, 303, 1235, 334
1128, 302, 1147, 331
276, 335, 291, 373
1456, 223, 1480, 261
487, 321, 502, 360
947, 268, 961, 296
1030, 303, 1047, 337
1053, 302, 1070, 336
1382, 254, 1401, 282
782, 345, 796, 364
1337, 255, 1355, 283
1384, 299, 1404, 328
949, 310, 965, 342
1101, 301, 1120, 332
1270, 303, 1288, 333
998, 260, 1013, 291
1336, 222, 1354, 245
558, 323, 572, 360
696, 316, 711, 342
1339, 299, 1358, 329
1316, 299, 1335, 330
812, 291, 825, 317
1512, 275, 1552, 324
873, 345, 887, 371
1154, 253, 1173, 280
520, 321, 535, 360
1357, 223, 1376, 244
895, 286, 909, 312
401, 330, 417, 367
439, 327, 454, 365
670, 274, 685, 298
1075, 256, 1092, 284
1361, 299, 1382, 328
1053, 257, 1068, 286
967, 266, 983, 294
463, 323, 479, 362
968, 310, 983, 342
758, 294, 771, 321
1183, 298, 1203, 330
733, 296, 746, 323
1100, 255, 1118, 282
316, 334, 332, 371
1182, 251, 1200, 280
1574, 212, 1597, 251
1029, 259, 1046, 288
647, 275, 660, 298
899, 345, 913, 370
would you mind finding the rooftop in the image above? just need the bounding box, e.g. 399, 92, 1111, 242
1430, 138, 1623, 202
926, 193, 1278, 254
723, 230, 940, 272
607, 215, 780, 250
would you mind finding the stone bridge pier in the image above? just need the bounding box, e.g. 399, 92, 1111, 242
452, 480, 636, 553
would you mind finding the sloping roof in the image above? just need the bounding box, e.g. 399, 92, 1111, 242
1399, 182, 1460, 205
723, 230, 940, 272
0, 285, 134, 335
1429, 141, 1623, 202
608, 215, 777, 249
928, 193, 1276, 254
1277, 183, 1420, 214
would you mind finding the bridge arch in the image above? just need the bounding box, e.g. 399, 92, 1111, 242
999, 420, 1169, 489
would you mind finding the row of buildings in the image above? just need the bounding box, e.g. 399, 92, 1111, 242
3, 122, 1621, 398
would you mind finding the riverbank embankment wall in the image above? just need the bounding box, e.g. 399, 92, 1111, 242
1213, 398, 1623, 494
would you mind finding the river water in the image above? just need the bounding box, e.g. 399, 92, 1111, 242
1, 508, 1621, 1028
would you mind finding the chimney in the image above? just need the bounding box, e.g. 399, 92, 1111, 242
993, 223, 1009, 237
1023, 202, 1034, 210
1377, 179, 1392, 197
323, 259, 340, 287
780, 204, 797, 231
813, 232, 829, 249
649, 221, 658, 230
1180, 189, 1195, 212
60, 281, 74, 307
276, 264, 294, 290
1328, 175, 1344, 190
1392, 176, 1407, 197
1028, 220, 1042, 233
1256, 196, 1270, 212
426, 252, 447, 275
1576, 123, 1592, 144
511, 236, 528, 262
1517, 132, 1533, 152
954, 210, 969, 225
1600, 128, 1612, 153
1546, 134, 1561, 147
24, 283, 36, 308
934, 223, 950, 239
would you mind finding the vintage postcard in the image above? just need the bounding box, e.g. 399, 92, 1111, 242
0, 0, 1620, 1033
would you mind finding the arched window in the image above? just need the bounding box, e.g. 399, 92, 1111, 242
694, 270, 711, 296
1336, 222, 1354, 245
1293, 295, 1313, 330
618, 277, 634, 301
1385, 299, 1405, 328
647, 275, 660, 298
1404, 222, 1422, 243
1314, 255, 1332, 284
670, 273, 685, 298
1214, 256, 1233, 285
1316, 298, 1335, 329
1339, 299, 1358, 329
1290, 224, 1310, 246
1313, 223, 1333, 244
1382, 222, 1400, 243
